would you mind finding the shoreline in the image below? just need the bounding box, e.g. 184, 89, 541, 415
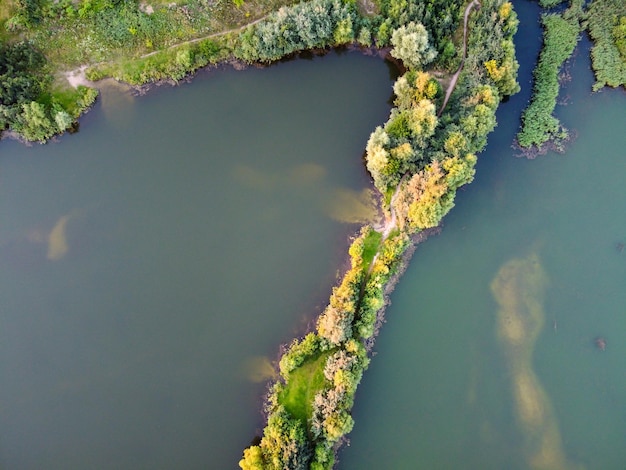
65, 44, 395, 97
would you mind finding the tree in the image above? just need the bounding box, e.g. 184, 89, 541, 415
407, 99, 437, 146
393, 160, 450, 231
0, 42, 46, 107
442, 153, 477, 190
54, 109, 74, 132
248, 406, 312, 470
390, 21, 437, 70
317, 305, 353, 346
16, 101, 56, 142
365, 126, 392, 190
333, 17, 354, 44
239, 446, 264, 470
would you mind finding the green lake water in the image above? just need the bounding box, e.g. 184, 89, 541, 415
2, 1, 626, 467
0, 52, 394, 469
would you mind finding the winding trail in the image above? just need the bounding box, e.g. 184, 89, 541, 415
139, 15, 270, 59
64, 14, 271, 88
438, 0, 481, 117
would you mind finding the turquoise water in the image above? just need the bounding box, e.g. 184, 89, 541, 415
0, 52, 394, 469
338, 2, 626, 468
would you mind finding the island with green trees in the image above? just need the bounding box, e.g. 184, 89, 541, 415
516, 0, 625, 155
1, 0, 624, 468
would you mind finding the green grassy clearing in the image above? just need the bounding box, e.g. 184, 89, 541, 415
279, 351, 333, 425
361, 229, 382, 272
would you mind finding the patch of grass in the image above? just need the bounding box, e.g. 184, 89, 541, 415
279, 351, 333, 425
383, 186, 395, 206
86, 36, 231, 84
361, 229, 382, 271
0, 0, 15, 21
49, 87, 85, 116
0, 0, 17, 41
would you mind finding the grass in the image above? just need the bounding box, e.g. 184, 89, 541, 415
49, 86, 86, 116
0, 0, 15, 21
279, 351, 333, 425
361, 229, 382, 272
4, 0, 297, 72
0, 0, 16, 41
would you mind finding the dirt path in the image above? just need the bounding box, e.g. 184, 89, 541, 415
64, 14, 271, 88
438, 0, 481, 116
139, 14, 270, 59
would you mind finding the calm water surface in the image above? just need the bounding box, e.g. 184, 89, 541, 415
339, 1, 626, 468
2, 4, 625, 468
0, 52, 394, 469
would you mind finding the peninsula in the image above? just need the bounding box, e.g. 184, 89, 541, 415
1, 0, 623, 469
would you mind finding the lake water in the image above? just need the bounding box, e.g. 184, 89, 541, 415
0, 52, 394, 469
2, 1, 626, 467
338, 1, 626, 469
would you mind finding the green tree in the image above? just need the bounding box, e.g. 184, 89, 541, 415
239, 446, 264, 470
16, 101, 56, 142
365, 126, 392, 190
407, 99, 437, 146
390, 21, 437, 70
333, 17, 354, 44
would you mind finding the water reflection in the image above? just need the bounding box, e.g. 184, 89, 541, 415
98, 80, 135, 127
491, 253, 583, 470
324, 188, 377, 224
241, 356, 278, 383
233, 163, 377, 224
47, 213, 72, 260
287, 163, 327, 186
232, 162, 326, 191
0, 210, 80, 266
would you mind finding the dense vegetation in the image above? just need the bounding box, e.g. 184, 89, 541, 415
0, 41, 97, 142
586, 0, 626, 90
240, 1, 520, 468
0, 0, 619, 465
517, 0, 625, 152
516, 0, 583, 151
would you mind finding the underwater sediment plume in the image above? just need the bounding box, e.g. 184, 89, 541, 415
491, 254, 583, 470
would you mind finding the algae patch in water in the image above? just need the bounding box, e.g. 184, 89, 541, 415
491, 253, 583, 470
